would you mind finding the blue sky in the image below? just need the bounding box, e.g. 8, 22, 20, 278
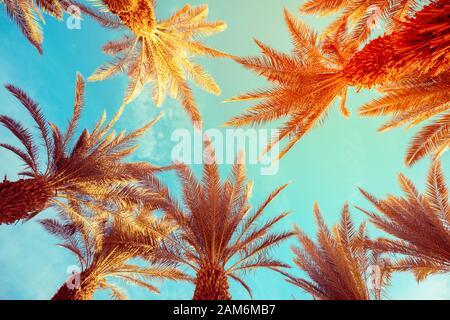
0, 0, 449, 300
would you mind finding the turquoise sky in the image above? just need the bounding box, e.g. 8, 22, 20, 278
0, 0, 448, 300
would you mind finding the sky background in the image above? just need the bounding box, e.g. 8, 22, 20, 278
0, 0, 448, 300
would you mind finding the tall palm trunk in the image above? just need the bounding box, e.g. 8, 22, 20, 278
103, 0, 155, 36
0, 178, 53, 225
52, 272, 98, 300
193, 265, 231, 300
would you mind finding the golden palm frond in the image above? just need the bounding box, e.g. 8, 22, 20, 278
359, 72, 450, 166
357, 160, 450, 281
142, 139, 294, 299
87, 2, 229, 126
2, 0, 66, 53
283, 203, 392, 300
225, 9, 360, 159
45, 202, 188, 300
0, 73, 171, 224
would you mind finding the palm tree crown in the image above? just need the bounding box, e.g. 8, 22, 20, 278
343, 0, 450, 88
44, 202, 189, 300
284, 203, 391, 300
0, 73, 165, 224
226, 1, 449, 162
144, 140, 294, 299
225, 9, 360, 160
357, 160, 450, 281
87, 2, 230, 126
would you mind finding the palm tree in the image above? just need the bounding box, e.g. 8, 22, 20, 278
0, 73, 166, 225
85, 1, 230, 126
226, 1, 448, 160
343, 0, 449, 88
225, 9, 360, 159
1, 0, 66, 53
143, 140, 294, 300
43, 202, 189, 300
359, 72, 450, 166
357, 160, 450, 281
283, 203, 391, 300
349, 0, 449, 164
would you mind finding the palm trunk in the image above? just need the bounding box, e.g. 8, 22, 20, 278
52, 272, 98, 300
193, 265, 231, 300
343, 0, 449, 88
0, 178, 53, 225
103, 0, 156, 36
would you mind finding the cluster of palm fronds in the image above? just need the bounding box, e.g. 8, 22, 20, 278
0, 0, 449, 300
0, 78, 295, 299
86, 1, 230, 125
0, 73, 165, 224
286, 161, 449, 300
227, 0, 449, 164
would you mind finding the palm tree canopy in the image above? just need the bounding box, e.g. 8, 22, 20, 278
87, 3, 230, 126
300, 0, 423, 41
142, 140, 294, 297
225, 9, 360, 160
343, 0, 450, 88
41, 201, 189, 299
226, 1, 449, 161
0, 73, 168, 221
284, 203, 392, 300
357, 160, 450, 281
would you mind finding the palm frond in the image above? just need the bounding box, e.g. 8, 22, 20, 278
44, 201, 185, 299
406, 111, 449, 166
286, 204, 391, 300
225, 9, 358, 159
0, 74, 172, 224
358, 160, 450, 280
89, 3, 229, 125
153, 139, 292, 298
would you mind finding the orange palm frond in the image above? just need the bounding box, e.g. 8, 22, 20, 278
357, 160, 450, 281
225, 9, 359, 159
0, 73, 171, 224
301, 0, 351, 16
406, 111, 449, 166
227, 1, 448, 160
142, 139, 294, 299
343, 0, 450, 88
284, 203, 392, 300
88, 2, 229, 126
359, 72, 450, 165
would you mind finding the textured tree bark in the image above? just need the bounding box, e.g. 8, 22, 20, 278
193, 265, 231, 300
103, 0, 156, 36
0, 178, 53, 225
52, 272, 98, 300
